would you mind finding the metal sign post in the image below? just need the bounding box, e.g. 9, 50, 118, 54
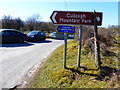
57, 25, 75, 68
78, 26, 83, 68
64, 33, 67, 69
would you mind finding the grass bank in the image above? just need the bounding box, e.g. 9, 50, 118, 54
27, 39, 120, 88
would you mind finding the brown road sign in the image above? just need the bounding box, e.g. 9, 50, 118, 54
50, 11, 103, 26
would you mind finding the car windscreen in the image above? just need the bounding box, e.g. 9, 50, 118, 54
27, 31, 38, 35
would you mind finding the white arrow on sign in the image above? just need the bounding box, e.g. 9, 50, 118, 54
96, 17, 100, 22
52, 12, 57, 23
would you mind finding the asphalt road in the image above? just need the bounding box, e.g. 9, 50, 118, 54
0, 39, 64, 89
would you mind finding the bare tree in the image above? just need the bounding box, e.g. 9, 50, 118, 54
0, 20, 2, 29
25, 14, 42, 31
2, 15, 24, 30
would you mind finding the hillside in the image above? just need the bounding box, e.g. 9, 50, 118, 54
26, 29, 120, 88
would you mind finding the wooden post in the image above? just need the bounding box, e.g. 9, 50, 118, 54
93, 10, 102, 69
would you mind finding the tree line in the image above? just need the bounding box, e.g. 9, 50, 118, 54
1, 14, 56, 33
1, 14, 119, 37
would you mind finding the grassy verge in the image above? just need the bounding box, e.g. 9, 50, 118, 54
27, 40, 120, 88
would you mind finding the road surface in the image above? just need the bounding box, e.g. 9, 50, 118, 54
0, 39, 64, 89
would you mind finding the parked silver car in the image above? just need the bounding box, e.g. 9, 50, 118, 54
49, 32, 74, 39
